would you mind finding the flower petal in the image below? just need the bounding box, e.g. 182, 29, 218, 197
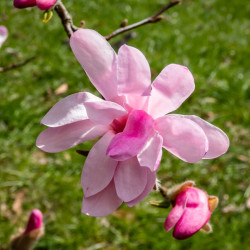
36, 0, 56, 10
41, 92, 101, 127
148, 64, 195, 118
114, 157, 147, 202
123, 95, 149, 112
0, 26, 8, 48
82, 180, 122, 217
36, 120, 108, 153
82, 131, 118, 197
70, 29, 117, 100
184, 115, 229, 159
137, 130, 163, 171
173, 188, 211, 239
164, 191, 187, 232
155, 115, 208, 163
107, 110, 154, 161
126, 169, 156, 207
84, 100, 127, 125
117, 45, 151, 96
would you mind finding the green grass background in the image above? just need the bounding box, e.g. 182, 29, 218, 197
0, 0, 249, 249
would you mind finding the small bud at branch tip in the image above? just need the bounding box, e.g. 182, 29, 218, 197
120, 19, 128, 28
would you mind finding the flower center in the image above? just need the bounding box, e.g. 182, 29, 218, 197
110, 114, 129, 133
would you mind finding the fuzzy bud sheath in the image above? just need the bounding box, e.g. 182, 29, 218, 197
11, 209, 44, 250
164, 181, 218, 240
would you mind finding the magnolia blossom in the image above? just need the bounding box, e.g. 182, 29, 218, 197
36, 29, 229, 216
165, 182, 218, 240
0, 26, 8, 48
14, 0, 56, 10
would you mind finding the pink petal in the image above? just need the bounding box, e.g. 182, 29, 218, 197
23, 209, 43, 235
82, 131, 118, 197
137, 130, 163, 171
173, 188, 211, 239
114, 157, 147, 202
14, 0, 36, 8
107, 110, 154, 161
117, 45, 151, 96
185, 115, 229, 159
82, 180, 122, 217
36, 120, 108, 153
84, 100, 127, 125
0, 26, 8, 48
36, 0, 56, 10
70, 29, 118, 100
164, 191, 187, 232
155, 115, 208, 163
126, 169, 156, 207
123, 95, 149, 112
41, 92, 101, 127
148, 64, 195, 118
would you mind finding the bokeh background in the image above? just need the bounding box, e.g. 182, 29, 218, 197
0, 0, 249, 249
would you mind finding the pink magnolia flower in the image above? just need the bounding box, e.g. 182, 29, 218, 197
36, 29, 229, 216
23, 209, 43, 235
11, 209, 44, 249
0, 26, 8, 48
165, 184, 218, 240
14, 0, 56, 10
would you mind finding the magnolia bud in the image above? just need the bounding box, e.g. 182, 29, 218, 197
11, 209, 44, 250
164, 181, 219, 240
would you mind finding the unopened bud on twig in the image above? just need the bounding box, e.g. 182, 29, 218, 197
80, 20, 86, 28
151, 15, 164, 23
120, 19, 128, 28
164, 181, 219, 239
11, 209, 44, 250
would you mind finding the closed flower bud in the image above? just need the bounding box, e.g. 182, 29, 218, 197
164, 182, 218, 240
11, 209, 44, 250
13, 0, 57, 10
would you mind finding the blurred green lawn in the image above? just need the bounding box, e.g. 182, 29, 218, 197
0, 0, 249, 249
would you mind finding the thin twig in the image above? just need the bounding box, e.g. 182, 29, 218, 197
0, 56, 37, 73
76, 150, 89, 157
158, 186, 168, 200
54, 1, 78, 38
105, 0, 181, 41
54, 0, 180, 40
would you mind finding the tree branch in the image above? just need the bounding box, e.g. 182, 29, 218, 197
54, 0, 180, 39
54, 1, 78, 38
0, 56, 37, 73
105, 0, 181, 41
